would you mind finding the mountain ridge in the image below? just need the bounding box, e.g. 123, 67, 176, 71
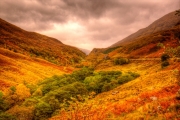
0, 18, 86, 65
110, 11, 180, 47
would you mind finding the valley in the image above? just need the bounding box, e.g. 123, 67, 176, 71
0, 10, 180, 120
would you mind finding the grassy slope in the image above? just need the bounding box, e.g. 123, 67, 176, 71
0, 12, 179, 119
97, 60, 180, 119
0, 48, 73, 92
51, 60, 180, 120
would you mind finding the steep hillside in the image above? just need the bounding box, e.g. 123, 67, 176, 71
0, 18, 86, 65
111, 11, 180, 47
86, 11, 180, 67
0, 11, 180, 120
0, 48, 73, 91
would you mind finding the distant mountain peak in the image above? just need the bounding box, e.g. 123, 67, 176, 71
110, 10, 180, 47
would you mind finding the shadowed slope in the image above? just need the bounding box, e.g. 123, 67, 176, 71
111, 11, 180, 47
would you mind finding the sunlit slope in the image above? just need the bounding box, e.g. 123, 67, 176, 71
0, 48, 72, 91
0, 18, 86, 65
51, 60, 180, 120
95, 60, 180, 119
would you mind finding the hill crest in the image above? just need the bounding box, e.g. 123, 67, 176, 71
110, 11, 180, 47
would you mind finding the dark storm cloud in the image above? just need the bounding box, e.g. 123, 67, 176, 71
0, 0, 69, 30
0, 0, 179, 50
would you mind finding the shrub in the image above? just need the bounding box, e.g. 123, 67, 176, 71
161, 53, 170, 62
10, 86, 16, 93
128, 72, 140, 78
118, 72, 140, 84
157, 42, 164, 48
0, 112, 17, 120
175, 46, 180, 57
71, 67, 94, 82
118, 74, 134, 84
0, 91, 8, 111
102, 83, 112, 92
114, 58, 129, 65
34, 101, 53, 120
161, 61, 169, 68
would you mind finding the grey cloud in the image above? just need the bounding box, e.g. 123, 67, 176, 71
61, 0, 120, 19
0, 0, 68, 30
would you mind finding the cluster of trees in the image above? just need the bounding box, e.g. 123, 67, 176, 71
0, 67, 140, 120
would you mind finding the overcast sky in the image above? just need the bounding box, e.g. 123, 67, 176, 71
0, 0, 179, 50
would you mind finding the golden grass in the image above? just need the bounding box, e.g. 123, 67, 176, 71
51, 59, 180, 119
0, 48, 71, 90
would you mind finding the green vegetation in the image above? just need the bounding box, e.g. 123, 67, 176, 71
161, 53, 170, 61
175, 46, 180, 57
161, 53, 170, 68
161, 61, 170, 68
118, 72, 140, 84
0, 68, 139, 120
114, 57, 130, 65
0, 112, 17, 120
157, 42, 164, 48
0, 91, 17, 120
103, 46, 121, 54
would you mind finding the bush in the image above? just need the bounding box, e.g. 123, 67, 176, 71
118, 74, 134, 84
175, 46, 180, 57
157, 42, 164, 48
71, 67, 94, 82
118, 72, 140, 84
161, 61, 169, 68
10, 86, 16, 93
161, 53, 170, 62
114, 58, 129, 65
34, 101, 53, 120
0, 112, 17, 120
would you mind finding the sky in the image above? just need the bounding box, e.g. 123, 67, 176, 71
0, 0, 179, 51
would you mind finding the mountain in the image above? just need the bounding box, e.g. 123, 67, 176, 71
50, 11, 180, 120
0, 11, 180, 120
110, 11, 180, 47
0, 18, 86, 65
86, 11, 180, 64
79, 48, 91, 55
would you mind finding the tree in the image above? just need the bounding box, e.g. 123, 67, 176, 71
34, 101, 53, 120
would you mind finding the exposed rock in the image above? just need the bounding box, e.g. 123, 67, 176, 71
150, 96, 158, 101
